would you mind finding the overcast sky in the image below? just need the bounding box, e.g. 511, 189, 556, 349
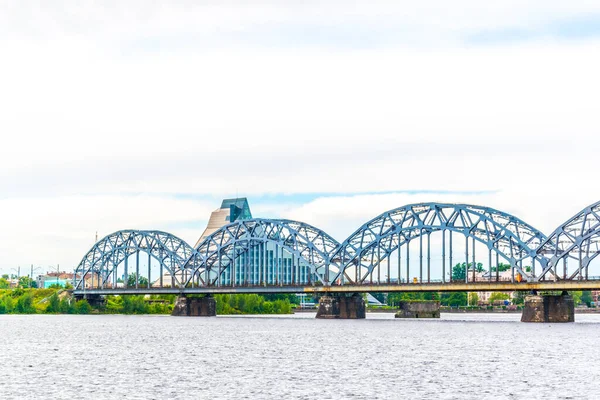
1, 1, 599, 275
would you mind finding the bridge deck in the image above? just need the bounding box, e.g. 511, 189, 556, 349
73, 281, 600, 296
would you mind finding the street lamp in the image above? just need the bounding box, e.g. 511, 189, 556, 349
10, 267, 20, 287
48, 264, 61, 287
29, 265, 43, 288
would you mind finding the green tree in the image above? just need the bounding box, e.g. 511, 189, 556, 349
121, 295, 148, 314
489, 292, 510, 304
263, 294, 300, 304
0, 278, 9, 289
581, 291, 593, 307
75, 299, 92, 314
452, 263, 466, 281
388, 292, 439, 306
16, 293, 35, 313
272, 299, 292, 314
512, 291, 526, 305
46, 292, 60, 313
127, 274, 149, 287
18, 276, 37, 288
262, 301, 274, 313
491, 263, 511, 272
0, 294, 15, 313
441, 292, 467, 307
59, 297, 75, 313
571, 291, 583, 305
106, 295, 124, 313
468, 292, 479, 306
452, 262, 485, 281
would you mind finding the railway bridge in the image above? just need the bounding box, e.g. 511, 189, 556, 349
72, 201, 600, 321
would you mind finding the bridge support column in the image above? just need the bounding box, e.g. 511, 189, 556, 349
395, 301, 440, 318
172, 296, 216, 317
74, 294, 105, 308
521, 292, 574, 323
316, 294, 365, 319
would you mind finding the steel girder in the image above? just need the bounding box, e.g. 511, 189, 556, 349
327, 203, 548, 284
184, 219, 340, 286
74, 230, 197, 289
74, 201, 600, 290
537, 201, 600, 280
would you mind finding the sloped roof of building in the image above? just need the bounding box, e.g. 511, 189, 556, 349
194, 198, 253, 248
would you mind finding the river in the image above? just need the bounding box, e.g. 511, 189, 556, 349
1, 313, 599, 399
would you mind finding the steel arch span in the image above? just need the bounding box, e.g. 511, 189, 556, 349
185, 219, 340, 287
327, 203, 548, 285
537, 201, 600, 281
74, 230, 198, 290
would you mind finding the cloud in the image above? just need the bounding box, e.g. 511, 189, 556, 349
0, 1, 599, 273
0, 194, 213, 270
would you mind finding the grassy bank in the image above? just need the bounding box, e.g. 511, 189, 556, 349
0, 289, 296, 315
0, 288, 92, 314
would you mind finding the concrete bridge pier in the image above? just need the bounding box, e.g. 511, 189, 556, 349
316, 293, 366, 319
521, 291, 574, 323
74, 294, 105, 308
395, 301, 440, 318
172, 295, 216, 317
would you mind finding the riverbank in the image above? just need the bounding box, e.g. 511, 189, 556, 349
0, 289, 295, 315
336, 307, 600, 314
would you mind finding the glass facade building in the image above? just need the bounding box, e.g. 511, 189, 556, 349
195, 198, 319, 285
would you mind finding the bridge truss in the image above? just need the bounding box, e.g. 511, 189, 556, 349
74, 230, 197, 290
537, 201, 600, 281
328, 203, 547, 285
185, 219, 340, 287
73, 201, 600, 293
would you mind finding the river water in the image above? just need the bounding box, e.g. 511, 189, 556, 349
1, 313, 599, 399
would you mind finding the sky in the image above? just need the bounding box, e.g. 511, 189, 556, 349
0, 1, 599, 275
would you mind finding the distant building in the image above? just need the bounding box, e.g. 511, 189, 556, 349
37, 271, 106, 289
37, 272, 77, 288
149, 197, 317, 288
194, 198, 253, 247
468, 270, 515, 304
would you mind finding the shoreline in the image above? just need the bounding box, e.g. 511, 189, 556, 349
294, 308, 600, 314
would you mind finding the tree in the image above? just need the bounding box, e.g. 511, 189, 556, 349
489, 292, 510, 304
75, 299, 92, 314
0, 294, 15, 313
59, 298, 75, 314
46, 292, 60, 313
441, 292, 467, 307
571, 291, 583, 305
452, 263, 466, 281
0, 278, 9, 289
451, 262, 484, 281
16, 293, 35, 313
264, 294, 299, 304
468, 292, 479, 306
127, 274, 149, 287
512, 291, 527, 305
18, 276, 37, 288
387, 292, 439, 306
581, 291, 593, 307
491, 263, 511, 272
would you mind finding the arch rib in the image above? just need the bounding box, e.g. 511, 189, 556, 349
328, 203, 548, 285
